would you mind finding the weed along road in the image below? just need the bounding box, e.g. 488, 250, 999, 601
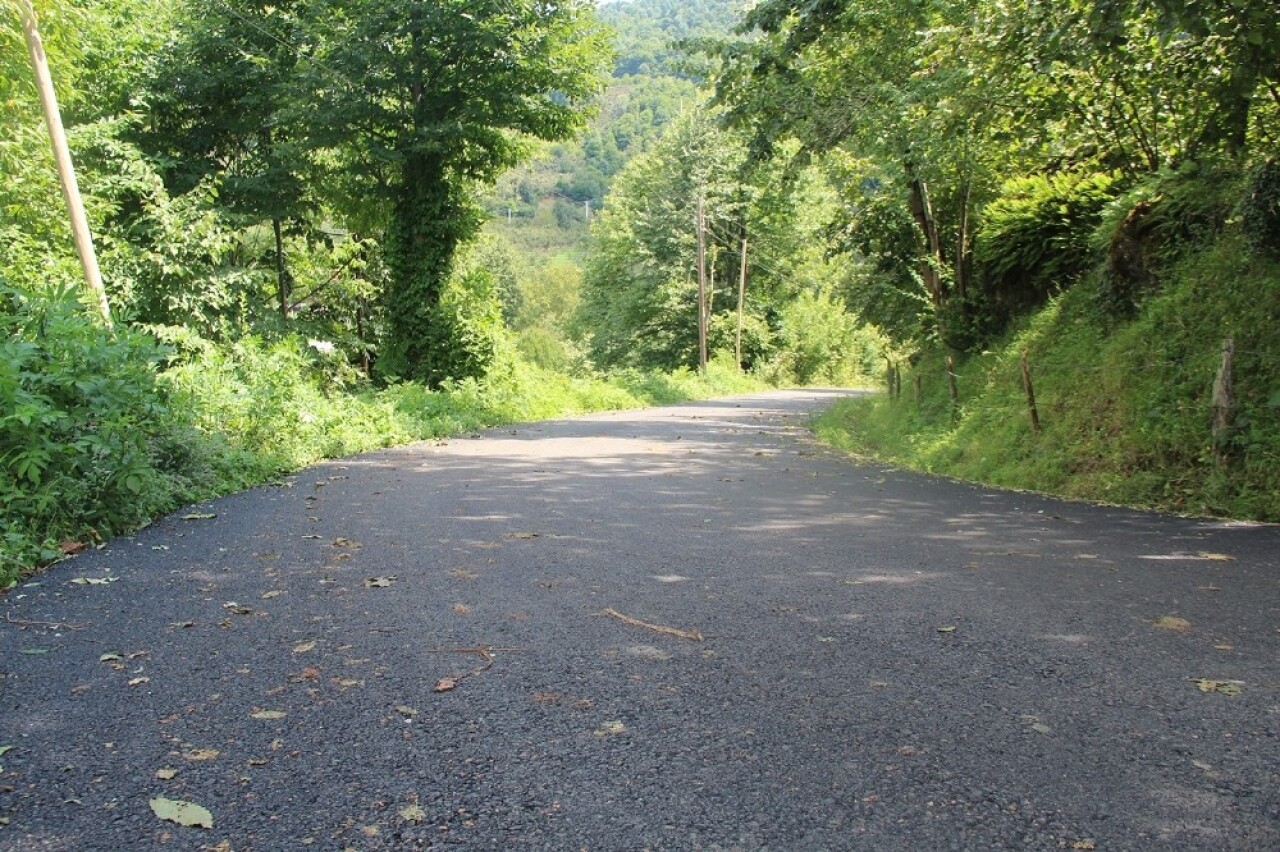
2, 390, 1279, 850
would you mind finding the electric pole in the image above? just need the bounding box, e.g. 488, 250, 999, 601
20, 0, 112, 328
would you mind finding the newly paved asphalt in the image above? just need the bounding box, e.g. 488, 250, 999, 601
2, 390, 1278, 851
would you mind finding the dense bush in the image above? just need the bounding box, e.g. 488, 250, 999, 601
0, 286, 191, 575
974, 171, 1120, 319
1242, 157, 1280, 259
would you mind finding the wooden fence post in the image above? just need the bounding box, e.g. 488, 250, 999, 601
1212, 338, 1235, 464
1020, 349, 1041, 433
946, 355, 959, 421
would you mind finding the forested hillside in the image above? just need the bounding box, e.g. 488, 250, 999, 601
2, 0, 1277, 579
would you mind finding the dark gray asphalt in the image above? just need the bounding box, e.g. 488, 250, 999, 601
2, 389, 1278, 851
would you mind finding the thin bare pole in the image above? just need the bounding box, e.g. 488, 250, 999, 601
735, 235, 747, 371
696, 194, 708, 371
20, 0, 112, 328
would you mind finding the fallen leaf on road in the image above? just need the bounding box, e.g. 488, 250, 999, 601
127, 677, 150, 687
433, 677, 458, 692
1153, 615, 1191, 633
222, 602, 253, 615
59, 540, 88, 555
292, 641, 316, 654
1197, 552, 1234, 561
250, 710, 287, 720
508, 531, 539, 540
1030, 723, 1052, 735
1069, 840, 1096, 851
150, 796, 213, 829
936, 626, 957, 634
168, 621, 196, 630
449, 568, 478, 579
156, 768, 177, 780
364, 577, 396, 588
184, 749, 219, 761
594, 721, 627, 737
399, 804, 426, 823
395, 705, 418, 717
452, 603, 471, 615
181, 513, 217, 521
531, 692, 560, 704
260, 591, 284, 600
71, 577, 118, 585
100, 653, 123, 662
1194, 678, 1243, 695
1214, 644, 1233, 651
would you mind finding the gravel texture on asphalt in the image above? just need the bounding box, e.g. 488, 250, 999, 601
1, 389, 1278, 851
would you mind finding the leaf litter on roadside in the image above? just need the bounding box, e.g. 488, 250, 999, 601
364, 576, 396, 588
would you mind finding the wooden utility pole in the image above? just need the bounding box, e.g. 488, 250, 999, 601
735, 235, 748, 371
20, 0, 112, 328
696, 195, 708, 371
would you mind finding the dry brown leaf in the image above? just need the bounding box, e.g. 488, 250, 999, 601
156, 768, 178, 780
594, 720, 627, 737
531, 692, 561, 704
433, 677, 458, 693
58, 540, 88, 555
127, 677, 150, 687
1153, 615, 1191, 633
452, 603, 471, 615
292, 641, 316, 654
364, 576, 396, 588
260, 591, 284, 600
1197, 552, 1234, 561
184, 749, 220, 761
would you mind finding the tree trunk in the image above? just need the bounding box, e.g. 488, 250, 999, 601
904, 162, 945, 308
273, 217, 289, 319
382, 152, 466, 385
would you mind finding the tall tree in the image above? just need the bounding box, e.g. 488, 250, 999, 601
300, 0, 610, 385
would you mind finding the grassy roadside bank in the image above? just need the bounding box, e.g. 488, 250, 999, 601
814, 230, 1280, 523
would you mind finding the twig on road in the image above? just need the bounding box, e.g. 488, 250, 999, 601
598, 608, 703, 641
427, 646, 522, 692
5, 613, 88, 630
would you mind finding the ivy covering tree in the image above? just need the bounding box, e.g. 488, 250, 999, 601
299, 0, 610, 384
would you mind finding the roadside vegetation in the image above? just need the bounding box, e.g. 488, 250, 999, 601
4, 0, 1278, 580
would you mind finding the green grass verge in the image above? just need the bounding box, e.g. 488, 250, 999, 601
815, 230, 1280, 521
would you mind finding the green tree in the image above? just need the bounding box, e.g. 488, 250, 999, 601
300, 0, 610, 385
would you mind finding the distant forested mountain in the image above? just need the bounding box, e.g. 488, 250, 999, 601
599, 0, 747, 77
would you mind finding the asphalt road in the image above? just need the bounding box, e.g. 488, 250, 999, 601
2, 389, 1278, 851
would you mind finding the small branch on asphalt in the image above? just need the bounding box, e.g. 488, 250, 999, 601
5, 613, 88, 630
428, 646, 521, 692
598, 608, 703, 641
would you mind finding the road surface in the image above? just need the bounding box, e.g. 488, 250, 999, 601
2, 390, 1278, 850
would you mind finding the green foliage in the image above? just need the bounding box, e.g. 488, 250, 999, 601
1094, 163, 1245, 312
815, 221, 1280, 522
975, 171, 1121, 318
758, 289, 887, 386
0, 286, 188, 578
1242, 157, 1280, 259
